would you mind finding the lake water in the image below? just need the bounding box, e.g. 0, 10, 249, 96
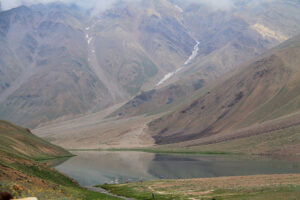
54, 151, 300, 186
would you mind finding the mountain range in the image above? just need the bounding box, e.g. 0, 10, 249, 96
0, 0, 300, 156
147, 34, 300, 156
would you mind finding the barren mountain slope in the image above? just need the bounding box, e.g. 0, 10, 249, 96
0, 0, 194, 128
89, 0, 195, 95
148, 34, 300, 147
107, 0, 300, 120
33, 35, 300, 153
174, 0, 300, 81
0, 4, 113, 128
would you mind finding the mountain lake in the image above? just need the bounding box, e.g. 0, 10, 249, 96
53, 151, 300, 187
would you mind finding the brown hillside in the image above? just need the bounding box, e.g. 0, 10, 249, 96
148, 34, 300, 146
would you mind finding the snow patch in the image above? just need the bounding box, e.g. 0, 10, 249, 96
156, 72, 175, 86
174, 4, 183, 13
251, 23, 288, 42
86, 33, 93, 44
184, 41, 200, 65
88, 37, 93, 44
156, 40, 200, 86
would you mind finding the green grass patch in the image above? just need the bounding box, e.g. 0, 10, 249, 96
208, 185, 300, 200
1, 153, 121, 199
101, 184, 181, 200
99, 182, 300, 200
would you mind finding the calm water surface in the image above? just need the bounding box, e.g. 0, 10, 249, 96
54, 151, 300, 186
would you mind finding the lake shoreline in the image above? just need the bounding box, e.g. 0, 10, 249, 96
68, 148, 240, 155
54, 151, 300, 186
51, 150, 300, 199
68, 148, 300, 162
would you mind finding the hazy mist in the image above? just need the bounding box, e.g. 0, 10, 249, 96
1, 0, 120, 12
0, 0, 253, 12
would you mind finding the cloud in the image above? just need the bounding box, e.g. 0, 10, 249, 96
169, 0, 237, 11
173, 0, 274, 11
0, 0, 270, 13
0, 0, 120, 13
191, 0, 235, 10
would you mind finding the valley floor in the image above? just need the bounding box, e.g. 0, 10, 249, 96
34, 109, 300, 157
34, 114, 158, 149
100, 174, 300, 200
69, 118, 300, 158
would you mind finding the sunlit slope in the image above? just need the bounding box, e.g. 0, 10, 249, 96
148, 34, 300, 145
0, 120, 119, 199
0, 120, 70, 159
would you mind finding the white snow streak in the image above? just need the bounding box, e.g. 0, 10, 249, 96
174, 4, 183, 13
88, 37, 93, 44
86, 32, 93, 44
156, 72, 175, 86
184, 40, 199, 65
156, 40, 200, 86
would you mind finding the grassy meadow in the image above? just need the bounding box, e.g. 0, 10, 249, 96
100, 174, 300, 200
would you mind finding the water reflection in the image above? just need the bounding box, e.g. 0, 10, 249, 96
149, 154, 300, 179
47, 157, 71, 167
55, 151, 155, 186
54, 151, 300, 186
